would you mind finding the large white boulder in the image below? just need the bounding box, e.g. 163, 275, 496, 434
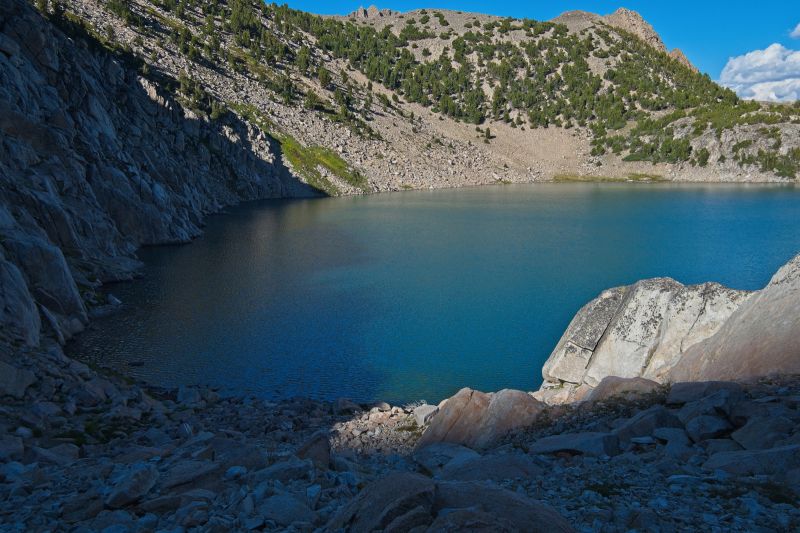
670, 254, 800, 382
538, 253, 800, 404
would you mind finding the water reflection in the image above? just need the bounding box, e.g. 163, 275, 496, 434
70, 183, 800, 404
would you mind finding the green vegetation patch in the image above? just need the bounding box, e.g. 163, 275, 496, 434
278, 134, 369, 195
554, 173, 665, 183
229, 103, 369, 195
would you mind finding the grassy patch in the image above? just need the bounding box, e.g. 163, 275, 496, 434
277, 134, 369, 195
554, 173, 666, 183
229, 103, 369, 195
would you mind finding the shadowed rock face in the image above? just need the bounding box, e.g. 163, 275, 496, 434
326, 472, 574, 532
0, 0, 315, 347
670, 255, 800, 382
538, 254, 800, 404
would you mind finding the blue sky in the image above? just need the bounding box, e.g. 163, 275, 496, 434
284, 0, 799, 79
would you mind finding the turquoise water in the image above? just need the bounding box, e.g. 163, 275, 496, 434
70, 183, 800, 404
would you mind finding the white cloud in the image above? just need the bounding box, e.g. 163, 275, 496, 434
720, 43, 800, 101
792, 23, 800, 39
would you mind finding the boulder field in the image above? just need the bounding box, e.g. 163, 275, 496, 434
3, 340, 799, 530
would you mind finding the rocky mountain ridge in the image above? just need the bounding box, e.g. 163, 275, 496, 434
60, 0, 800, 191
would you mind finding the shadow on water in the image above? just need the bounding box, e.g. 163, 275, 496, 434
70, 197, 388, 402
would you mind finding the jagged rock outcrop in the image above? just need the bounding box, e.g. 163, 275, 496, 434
554, 8, 698, 71
348, 5, 396, 19
553, 8, 665, 51
550, 10, 603, 32
669, 48, 698, 72
537, 254, 800, 404
607, 11, 699, 71
602, 8, 667, 52
0, 0, 315, 347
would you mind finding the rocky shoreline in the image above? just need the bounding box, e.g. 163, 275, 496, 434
2, 334, 799, 531
1, 252, 799, 531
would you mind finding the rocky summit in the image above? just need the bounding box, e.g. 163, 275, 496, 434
1, 0, 799, 531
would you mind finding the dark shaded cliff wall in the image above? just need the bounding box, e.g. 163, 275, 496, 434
0, 0, 315, 348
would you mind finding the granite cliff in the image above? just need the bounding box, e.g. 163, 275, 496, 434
0, 0, 318, 349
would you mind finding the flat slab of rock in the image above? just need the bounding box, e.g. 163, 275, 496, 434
0, 436, 23, 461
529, 432, 620, 457
439, 453, 543, 481
434, 480, 574, 532
0, 361, 36, 399
585, 376, 660, 403
412, 442, 480, 476
257, 494, 315, 527
730, 416, 795, 450
678, 389, 743, 424
327, 472, 573, 532
105, 463, 159, 508
613, 405, 683, 444
326, 472, 435, 533
252, 456, 313, 483
160, 460, 219, 490
666, 381, 743, 405
296, 431, 330, 469
417, 388, 544, 449
702, 445, 800, 475
685, 415, 732, 443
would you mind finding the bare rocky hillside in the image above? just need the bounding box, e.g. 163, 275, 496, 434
57, 1, 800, 191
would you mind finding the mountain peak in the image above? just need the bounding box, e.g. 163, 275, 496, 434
348, 5, 396, 19
601, 7, 666, 52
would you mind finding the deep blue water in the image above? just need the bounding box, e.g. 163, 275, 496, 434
69, 183, 800, 404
